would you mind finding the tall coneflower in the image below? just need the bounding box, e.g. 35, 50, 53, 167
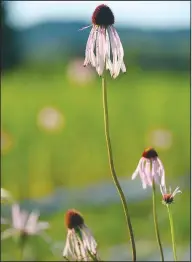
83, 4, 126, 79
132, 147, 165, 261
63, 209, 98, 261
82, 4, 136, 261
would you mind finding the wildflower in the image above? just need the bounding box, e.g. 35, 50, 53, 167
1, 203, 49, 240
131, 147, 165, 189
37, 107, 65, 132
67, 58, 95, 85
160, 185, 182, 205
83, 4, 126, 78
1, 188, 13, 203
63, 209, 98, 261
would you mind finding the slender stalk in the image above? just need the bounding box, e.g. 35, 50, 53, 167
18, 240, 25, 261
101, 73, 136, 261
166, 205, 177, 261
152, 180, 164, 261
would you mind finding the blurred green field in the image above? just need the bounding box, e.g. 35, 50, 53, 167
1, 64, 190, 260
1, 66, 190, 198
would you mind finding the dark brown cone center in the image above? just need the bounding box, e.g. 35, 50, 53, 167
65, 209, 84, 229
92, 4, 114, 26
142, 147, 158, 159
163, 194, 174, 204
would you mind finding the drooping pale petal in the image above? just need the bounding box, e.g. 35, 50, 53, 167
105, 30, 113, 74
121, 61, 126, 73
84, 27, 95, 66
36, 221, 50, 232
12, 204, 23, 230
110, 27, 122, 78
63, 231, 73, 259
89, 29, 97, 67
156, 158, 165, 186
144, 160, 152, 186
82, 225, 97, 254
97, 27, 106, 76
25, 211, 39, 234
131, 158, 143, 180
160, 185, 164, 196
96, 28, 101, 75
171, 187, 182, 198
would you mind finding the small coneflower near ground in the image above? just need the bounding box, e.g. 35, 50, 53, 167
160, 185, 182, 205
83, 4, 136, 261
160, 185, 182, 261
83, 4, 126, 78
63, 209, 98, 261
132, 147, 165, 189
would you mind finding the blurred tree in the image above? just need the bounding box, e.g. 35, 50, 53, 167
1, 1, 20, 71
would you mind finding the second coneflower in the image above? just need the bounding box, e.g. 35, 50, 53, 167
63, 209, 98, 261
83, 4, 126, 78
132, 147, 165, 189
132, 147, 165, 261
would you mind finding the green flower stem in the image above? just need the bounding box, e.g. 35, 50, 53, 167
152, 180, 164, 261
18, 240, 25, 261
102, 73, 136, 262
166, 205, 177, 261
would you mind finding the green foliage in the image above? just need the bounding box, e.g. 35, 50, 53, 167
1, 66, 189, 198
1, 65, 190, 260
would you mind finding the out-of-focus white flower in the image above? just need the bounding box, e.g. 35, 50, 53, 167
131, 147, 165, 189
82, 4, 126, 79
37, 107, 65, 132
1, 204, 49, 240
63, 209, 98, 261
1, 188, 13, 203
160, 185, 182, 205
67, 58, 95, 85
148, 129, 173, 150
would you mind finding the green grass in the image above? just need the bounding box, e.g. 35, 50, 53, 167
1, 65, 190, 260
1, 193, 190, 260
1, 66, 190, 199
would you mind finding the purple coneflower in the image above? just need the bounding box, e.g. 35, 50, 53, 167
1, 203, 49, 240
132, 147, 165, 189
83, 4, 126, 78
63, 209, 98, 261
160, 185, 182, 205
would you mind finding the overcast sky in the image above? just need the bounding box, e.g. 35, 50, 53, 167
7, 1, 190, 29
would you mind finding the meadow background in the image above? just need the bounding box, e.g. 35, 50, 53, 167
1, 1, 190, 261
